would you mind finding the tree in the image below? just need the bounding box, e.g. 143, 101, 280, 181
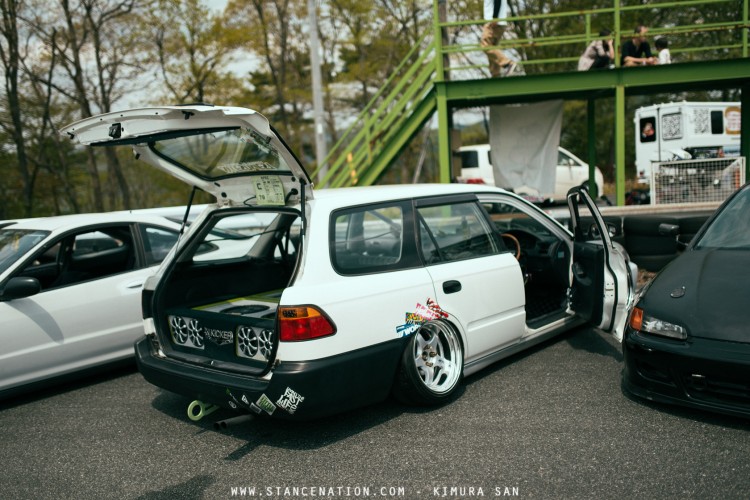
146, 0, 244, 105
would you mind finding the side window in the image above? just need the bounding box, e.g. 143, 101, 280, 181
331, 203, 406, 274
19, 226, 135, 290
460, 150, 479, 169
639, 117, 656, 143
557, 150, 573, 166
710, 110, 723, 135
140, 225, 179, 266
417, 201, 498, 264
482, 199, 556, 242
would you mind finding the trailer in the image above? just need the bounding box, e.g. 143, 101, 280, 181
634, 101, 741, 185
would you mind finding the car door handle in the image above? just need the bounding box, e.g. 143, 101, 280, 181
126, 281, 144, 289
442, 280, 462, 294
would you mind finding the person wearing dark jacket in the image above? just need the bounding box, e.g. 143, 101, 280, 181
621, 25, 657, 66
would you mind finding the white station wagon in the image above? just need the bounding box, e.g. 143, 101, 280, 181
63, 105, 632, 421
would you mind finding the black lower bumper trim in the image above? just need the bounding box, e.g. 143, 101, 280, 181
136, 336, 408, 421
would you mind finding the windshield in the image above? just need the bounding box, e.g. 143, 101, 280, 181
0, 229, 50, 274
694, 186, 750, 250
151, 127, 294, 180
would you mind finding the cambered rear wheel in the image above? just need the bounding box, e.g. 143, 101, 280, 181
393, 320, 463, 406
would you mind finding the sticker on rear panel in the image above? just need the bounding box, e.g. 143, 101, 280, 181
276, 387, 305, 414
256, 393, 277, 415
254, 175, 285, 206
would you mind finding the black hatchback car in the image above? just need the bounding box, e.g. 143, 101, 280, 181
623, 183, 750, 418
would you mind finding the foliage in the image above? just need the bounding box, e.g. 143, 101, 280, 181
0, 0, 744, 217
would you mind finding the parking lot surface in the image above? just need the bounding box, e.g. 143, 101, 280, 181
1, 326, 748, 500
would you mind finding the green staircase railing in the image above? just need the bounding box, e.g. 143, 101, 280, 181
310, 34, 438, 188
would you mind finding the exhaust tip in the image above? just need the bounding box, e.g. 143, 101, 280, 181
213, 414, 254, 429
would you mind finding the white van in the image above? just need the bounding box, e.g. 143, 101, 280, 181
457, 144, 604, 201
634, 101, 741, 184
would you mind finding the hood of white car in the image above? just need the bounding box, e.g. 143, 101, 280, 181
61, 105, 312, 206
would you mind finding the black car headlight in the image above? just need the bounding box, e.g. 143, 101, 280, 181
629, 307, 687, 340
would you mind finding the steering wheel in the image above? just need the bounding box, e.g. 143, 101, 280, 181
501, 233, 521, 260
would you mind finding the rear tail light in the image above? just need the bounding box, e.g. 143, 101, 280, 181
464, 178, 486, 184
278, 306, 336, 341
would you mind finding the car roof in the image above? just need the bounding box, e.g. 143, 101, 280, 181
311, 183, 510, 206
2, 212, 182, 232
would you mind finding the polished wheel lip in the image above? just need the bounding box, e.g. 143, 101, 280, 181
413, 322, 462, 394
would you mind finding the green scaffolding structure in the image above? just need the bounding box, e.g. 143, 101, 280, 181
311, 0, 750, 206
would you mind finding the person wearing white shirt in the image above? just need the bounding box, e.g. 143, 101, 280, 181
656, 38, 671, 64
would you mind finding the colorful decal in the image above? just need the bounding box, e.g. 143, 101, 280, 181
256, 394, 277, 415
426, 298, 449, 318
396, 323, 421, 338
396, 298, 450, 337
276, 387, 305, 414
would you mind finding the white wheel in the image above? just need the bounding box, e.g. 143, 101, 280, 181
393, 320, 463, 405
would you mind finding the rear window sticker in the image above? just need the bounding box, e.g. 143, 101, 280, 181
256, 393, 277, 415
255, 175, 285, 206
217, 161, 276, 174
276, 387, 305, 414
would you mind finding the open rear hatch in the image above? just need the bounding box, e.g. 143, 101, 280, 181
63, 105, 311, 374
61, 105, 313, 207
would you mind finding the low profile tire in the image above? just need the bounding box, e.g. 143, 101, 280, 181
393, 320, 464, 406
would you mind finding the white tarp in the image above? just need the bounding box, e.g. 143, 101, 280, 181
489, 100, 564, 195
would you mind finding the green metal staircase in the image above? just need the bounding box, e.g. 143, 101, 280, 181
311, 0, 750, 205
311, 35, 438, 188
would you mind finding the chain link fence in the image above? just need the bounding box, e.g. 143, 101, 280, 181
651, 157, 746, 205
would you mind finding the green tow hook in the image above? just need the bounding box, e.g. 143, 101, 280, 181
187, 400, 220, 421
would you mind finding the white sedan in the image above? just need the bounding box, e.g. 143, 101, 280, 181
0, 213, 182, 398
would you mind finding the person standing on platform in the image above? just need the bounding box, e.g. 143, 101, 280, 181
482, 0, 517, 77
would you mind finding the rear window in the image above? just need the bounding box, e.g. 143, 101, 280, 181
460, 151, 479, 169
639, 117, 656, 143
151, 128, 294, 179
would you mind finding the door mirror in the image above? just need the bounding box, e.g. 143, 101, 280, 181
1, 277, 42, 301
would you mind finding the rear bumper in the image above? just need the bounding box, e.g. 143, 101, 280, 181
622, 328, 750, 419
135, 336, 407, 421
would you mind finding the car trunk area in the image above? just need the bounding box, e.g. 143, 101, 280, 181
152, 209, 301, 374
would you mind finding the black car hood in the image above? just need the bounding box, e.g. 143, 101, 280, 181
639, 249, 750, 343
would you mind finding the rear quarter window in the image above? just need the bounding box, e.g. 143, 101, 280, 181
330, 201, 418, 275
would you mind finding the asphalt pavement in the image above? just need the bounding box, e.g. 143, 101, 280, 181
1, 326, 748, 500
